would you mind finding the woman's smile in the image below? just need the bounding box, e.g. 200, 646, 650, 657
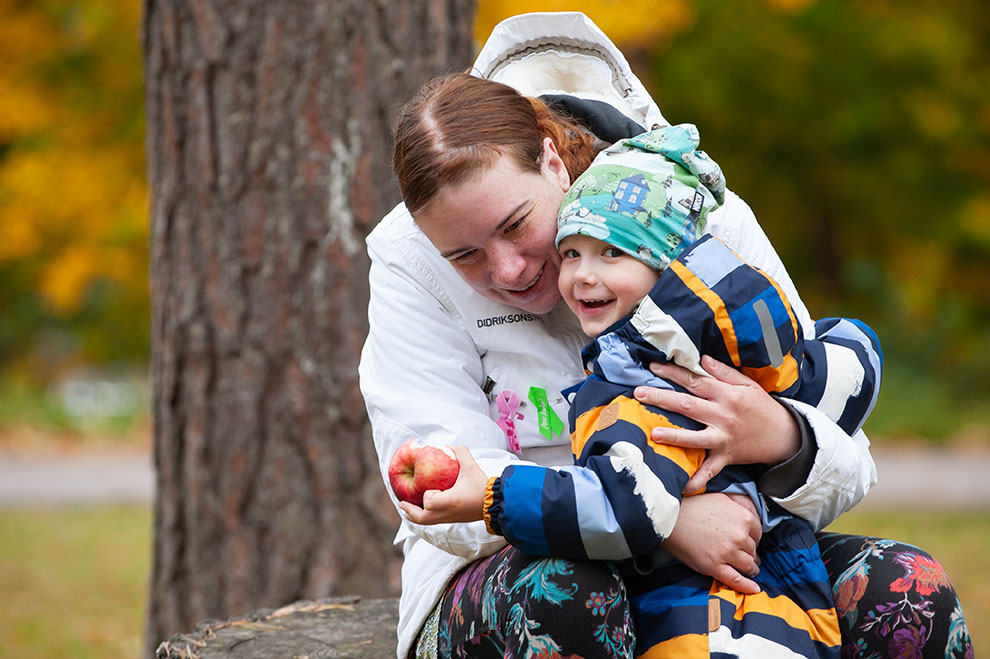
413, 142, 571, 315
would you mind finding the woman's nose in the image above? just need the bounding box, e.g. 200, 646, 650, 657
490, 245, 527, 286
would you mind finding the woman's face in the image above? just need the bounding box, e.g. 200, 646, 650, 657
415, 139, 571, 315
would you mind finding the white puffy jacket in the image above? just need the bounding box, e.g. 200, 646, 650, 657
358, 12, 877, 658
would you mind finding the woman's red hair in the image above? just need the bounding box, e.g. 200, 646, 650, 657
393, 73, 598, 215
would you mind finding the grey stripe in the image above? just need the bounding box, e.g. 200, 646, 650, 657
753, 299, 784, 367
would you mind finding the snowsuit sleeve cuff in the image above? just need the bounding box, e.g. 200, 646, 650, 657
757, 396, 818, 499
483, 476, 502, 536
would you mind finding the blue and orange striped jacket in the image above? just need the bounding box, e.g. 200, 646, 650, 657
484, 234, 882, 657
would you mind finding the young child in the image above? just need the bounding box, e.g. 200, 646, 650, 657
482, 125, 882, 657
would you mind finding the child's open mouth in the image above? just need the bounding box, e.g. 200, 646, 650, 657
581, 299, 613, 310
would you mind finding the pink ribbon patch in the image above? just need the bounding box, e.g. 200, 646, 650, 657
495, 389, 522, 454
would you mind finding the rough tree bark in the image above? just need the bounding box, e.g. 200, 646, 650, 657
142, 1, 476, 655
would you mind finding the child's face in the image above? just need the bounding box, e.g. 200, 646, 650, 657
557, 234, 660, 337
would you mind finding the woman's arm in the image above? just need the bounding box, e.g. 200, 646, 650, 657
636, 356, 802, 490
637, 355, 877, 530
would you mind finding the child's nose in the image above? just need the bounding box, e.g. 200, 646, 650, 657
574, 262, 597, 284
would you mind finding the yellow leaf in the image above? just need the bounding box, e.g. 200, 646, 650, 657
961, 194, 990, 247
475, 0, 695, 50
38, 245, 98, 315
0, 212, 41, 261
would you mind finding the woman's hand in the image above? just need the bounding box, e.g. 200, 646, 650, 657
399, 446, 491, 525
663, 492, 763, 594
634, 355, 800, 493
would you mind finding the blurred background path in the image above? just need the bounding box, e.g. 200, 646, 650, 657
1, 445, 988, 508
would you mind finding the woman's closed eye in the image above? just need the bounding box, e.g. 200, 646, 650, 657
503, 215, 526, 236
451, 249, 480, 265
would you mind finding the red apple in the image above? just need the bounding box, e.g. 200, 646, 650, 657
388, 439, 460, 507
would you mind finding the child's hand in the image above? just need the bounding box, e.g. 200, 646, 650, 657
399, 446, 490, 525
663, 492, 762, 594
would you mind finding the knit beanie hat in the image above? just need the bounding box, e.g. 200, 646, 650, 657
555, 123, 725, 270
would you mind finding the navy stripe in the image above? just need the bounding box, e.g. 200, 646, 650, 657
758, 578, 837, 613
718, 600, 840, 657
579, 419, 690, 555
650, 264, 736, 365
570, 379, 631, 411
710, 261, 779, 314
632, 588, 710, 647
790, 340, 829, 407
623, 561, 712, 594
539, 468, 586, 559
582, 419, 693, 499
825, 335, 878, 433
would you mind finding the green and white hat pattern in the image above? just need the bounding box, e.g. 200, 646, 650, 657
555, 123, 726, 270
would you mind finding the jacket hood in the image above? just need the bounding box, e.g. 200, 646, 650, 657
471, 12, 669, 131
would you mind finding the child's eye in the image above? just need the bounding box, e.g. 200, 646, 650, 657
561, 248, 579, 259
604, 247, 624, 258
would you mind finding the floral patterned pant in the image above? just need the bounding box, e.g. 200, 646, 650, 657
419, 533, 972, 658
816, 532, 972, 659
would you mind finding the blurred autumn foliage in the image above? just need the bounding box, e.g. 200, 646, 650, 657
0, 0, 987, 437
0, 0, 147, 383
481, 0, 990, 437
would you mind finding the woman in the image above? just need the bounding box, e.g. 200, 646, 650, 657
359, 12, 971, 659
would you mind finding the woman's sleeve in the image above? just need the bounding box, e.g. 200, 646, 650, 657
483, 383, 706, 560
358, 210, 525, 560
709, 190, 878, 530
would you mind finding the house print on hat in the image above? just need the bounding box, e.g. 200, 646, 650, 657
609, 173, 650, 217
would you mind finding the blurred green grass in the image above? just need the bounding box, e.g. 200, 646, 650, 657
0, 505, 985, 657
0, 506, 150, 659
0, 374, 149, 438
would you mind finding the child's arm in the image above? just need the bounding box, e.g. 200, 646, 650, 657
401, 384, 762, 590
398, 413, 694, 563
483, 379, 711, 561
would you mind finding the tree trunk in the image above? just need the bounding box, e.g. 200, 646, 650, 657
142, 1, 476, 655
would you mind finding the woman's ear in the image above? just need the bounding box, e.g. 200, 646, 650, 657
542, 137, 571, 192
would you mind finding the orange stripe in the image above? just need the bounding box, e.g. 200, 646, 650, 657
482, 476, 498, 535
748, 269, 802, 391
637, 633, 708, 657
741, 353, 800, 393
710, 582, 841, 647
672, 258, 803, 392
571, 396, 705, 480
669, 259, 740, 367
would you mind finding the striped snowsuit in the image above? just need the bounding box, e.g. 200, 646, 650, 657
484, 234, 882, 657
